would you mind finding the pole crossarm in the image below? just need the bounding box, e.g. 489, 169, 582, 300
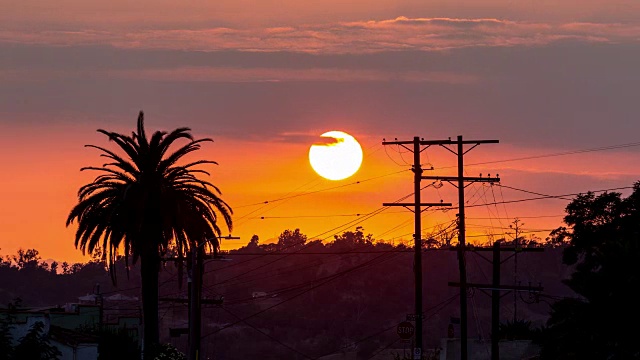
422, 175, 500, 188
382, 202, 452, 207
383, 139, 499, 146
448, 282, 543, 292
383, 202, 452, 213
421, 176, 500, 183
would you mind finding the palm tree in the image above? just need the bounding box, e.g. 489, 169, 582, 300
67, 111, 232, 356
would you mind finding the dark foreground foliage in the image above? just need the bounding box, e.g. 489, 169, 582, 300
539, 182, 640, 359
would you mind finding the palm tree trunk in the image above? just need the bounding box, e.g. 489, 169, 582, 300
140, 250, 160, 358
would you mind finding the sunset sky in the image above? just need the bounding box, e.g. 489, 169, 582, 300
1, 0, 640, 263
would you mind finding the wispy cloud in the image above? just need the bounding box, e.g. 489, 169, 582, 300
0, 66, 479, 84
111, 67, 479, 84
1, 17, 639, 53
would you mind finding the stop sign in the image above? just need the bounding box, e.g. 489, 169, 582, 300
397, 321, 415, 339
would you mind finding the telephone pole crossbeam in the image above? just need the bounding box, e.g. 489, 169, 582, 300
421, 176, 500, 184
382, 203, 451, 207
383, 139, 499, 146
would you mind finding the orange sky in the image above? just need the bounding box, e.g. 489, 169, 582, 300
1, 119, 638, 263
1, 0, 640, 263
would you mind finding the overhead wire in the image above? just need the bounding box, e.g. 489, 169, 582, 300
201, 253, 357, 300
436, 186, 634, 210
204, 183, 429, 289
436, 141, 640, 170
220, 306, 315, 360
200, 251, 399, 340
221, 251, 402, 306
233, 177, 324, 227
360, 293, 461, 360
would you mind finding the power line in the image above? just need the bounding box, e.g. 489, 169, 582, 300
467, 215, 563, 220
437, 186, 634, 210
218, 251, 403, 307
233, 169, 410, 209
437, 141, 640, 170
361, 294, 460, 360
221, 252, 404, 306
200, 220, 457, 299
220, 306, 315, 360
201, 253, 363, 299
201, 251, 397, 340
465, 230, 553, 239
317, 293, 460, 359
220, 250, 416, 255
204, 189, 418, 287
497, 184, 573, 201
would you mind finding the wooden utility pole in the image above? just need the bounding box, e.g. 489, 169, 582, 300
382, 136, 451, 360
161, 235, 239, 360
510, 219, 523, 323
421, 135, 499, 360
94, 283, 103, 332
188, 236, 239, 360
448, 243, 543, 360
491, 242, 500, 360
188, 245, 203, 360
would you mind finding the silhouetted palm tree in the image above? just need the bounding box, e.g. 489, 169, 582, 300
67, 111, 232, 355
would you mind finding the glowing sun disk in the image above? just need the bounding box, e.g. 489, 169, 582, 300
309, 131, 363, 181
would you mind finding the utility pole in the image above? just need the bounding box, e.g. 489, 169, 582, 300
188, 235, 239, 360
161, 235, 239, 360
382, 136, 451, 360
448, 243, 543, 360
188, 245, 203, 360
95, 283, 103, 333
491, 242, 500, 360
509, 219, 522, 323
421, 135, 499, 360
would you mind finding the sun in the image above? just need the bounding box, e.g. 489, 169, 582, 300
309, 131, 363, 181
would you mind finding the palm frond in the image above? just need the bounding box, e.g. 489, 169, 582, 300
67, 112, 233, 285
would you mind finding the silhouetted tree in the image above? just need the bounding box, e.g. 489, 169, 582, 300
249, 234, 259, 247
0, 254, 11, 268
49, 261, 58, 274
539, 182, 640, 359
236, 234, 262, 254
330, 226, 373, 250
13, 249, 41, 270
277, 229, 307, 251
70, 263, 84, 274
66, 111, 232, 356
13, 321, 61, 360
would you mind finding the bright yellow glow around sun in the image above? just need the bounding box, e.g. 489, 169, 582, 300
309, 131, 363, 181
